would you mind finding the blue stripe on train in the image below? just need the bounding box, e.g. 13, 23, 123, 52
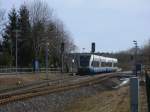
87, 67, 114, 75
78, 67, 115, 75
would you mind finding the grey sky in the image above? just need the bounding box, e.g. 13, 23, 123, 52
1, 0, 150, 52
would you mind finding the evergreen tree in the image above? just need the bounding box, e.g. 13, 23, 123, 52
18, 5, 32, 67
2, 8, 18, 66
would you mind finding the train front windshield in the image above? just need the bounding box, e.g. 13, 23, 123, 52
80, 55, 90, 67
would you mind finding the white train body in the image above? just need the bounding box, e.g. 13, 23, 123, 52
78, 54, 118, 74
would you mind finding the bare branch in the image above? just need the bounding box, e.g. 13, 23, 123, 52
28, 0, 53, 26
0, 8, 5, 36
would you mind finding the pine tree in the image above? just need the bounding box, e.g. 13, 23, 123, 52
18, 5, 32, 67
2, 8, 18, 66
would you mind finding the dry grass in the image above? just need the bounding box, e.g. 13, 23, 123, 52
65, 86, 130, 112
0, 73, 71, 90
139, 84, 148, 112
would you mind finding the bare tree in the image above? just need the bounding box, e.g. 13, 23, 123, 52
29, 0, 53, 26
27, 0, 54, 60
52, 20, 76, 69
141, 39, 150, 65
0, 7, 5, 35
56, 20, 76, 53
0, 10, 4, 21
0, 1, 5, 22
27, 0, 76, 67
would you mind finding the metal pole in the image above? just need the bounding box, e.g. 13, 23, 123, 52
61, 52, 64, 73
135, 43, 137, 76
133, 40, 138, 76
72, 58, 73, 74
61, 42, 64, 73
72, 58, 74, 75
45, 43, 49, 79
93, 53, 94, 74
15, 30, 18, 74
130, 77, 139, 112
135, 42, 137, 66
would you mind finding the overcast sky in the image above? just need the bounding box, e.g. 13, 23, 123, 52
1, 0, 150, 52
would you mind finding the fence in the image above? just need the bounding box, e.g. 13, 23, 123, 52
0, 67, 61, 74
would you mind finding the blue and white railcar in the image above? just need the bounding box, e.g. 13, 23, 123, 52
78, 54, 118, 74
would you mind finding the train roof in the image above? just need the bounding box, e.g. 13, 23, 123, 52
80, 54, 117, 63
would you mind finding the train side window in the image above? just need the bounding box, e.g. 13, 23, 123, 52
108, 62, 112, 67
91, 61, 99, 67
80, 55, 90, 67
101, 62, 106, 67
101, 62, 112, 67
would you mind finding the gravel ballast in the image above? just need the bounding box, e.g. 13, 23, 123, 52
0, 77, 125, 112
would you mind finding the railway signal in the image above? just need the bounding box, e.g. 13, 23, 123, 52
91, 42, 95, 74
0, 43, 2, 53
91, 42, 95, 53
61, 42, 65, 53
133, 40, 139, 76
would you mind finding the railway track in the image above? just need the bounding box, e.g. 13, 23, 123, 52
0, 75, 84, 99
0, 73, 117, 105
0, 75, 82, 94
